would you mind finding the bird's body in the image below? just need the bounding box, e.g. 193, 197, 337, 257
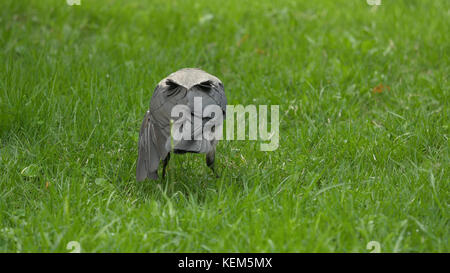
136, 68, 227, 181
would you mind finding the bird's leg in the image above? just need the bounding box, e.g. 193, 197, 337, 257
206, 150, 219, 178
162, 153, 170, 179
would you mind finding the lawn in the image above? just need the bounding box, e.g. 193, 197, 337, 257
0, 0, 448, 252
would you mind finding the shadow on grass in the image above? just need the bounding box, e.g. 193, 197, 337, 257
115, 154, 236, 205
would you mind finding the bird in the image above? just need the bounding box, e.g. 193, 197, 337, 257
136, 68, 227, 181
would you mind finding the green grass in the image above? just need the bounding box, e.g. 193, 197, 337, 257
0, 0, 448, 252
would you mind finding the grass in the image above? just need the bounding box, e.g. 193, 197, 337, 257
0, 0, 448, 252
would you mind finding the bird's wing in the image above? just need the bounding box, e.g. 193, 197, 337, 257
136, 109, 159, 181
136, 82, 189, 180
211, 80, 227, 114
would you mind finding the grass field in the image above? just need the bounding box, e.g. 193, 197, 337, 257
0, 0, 448, 252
